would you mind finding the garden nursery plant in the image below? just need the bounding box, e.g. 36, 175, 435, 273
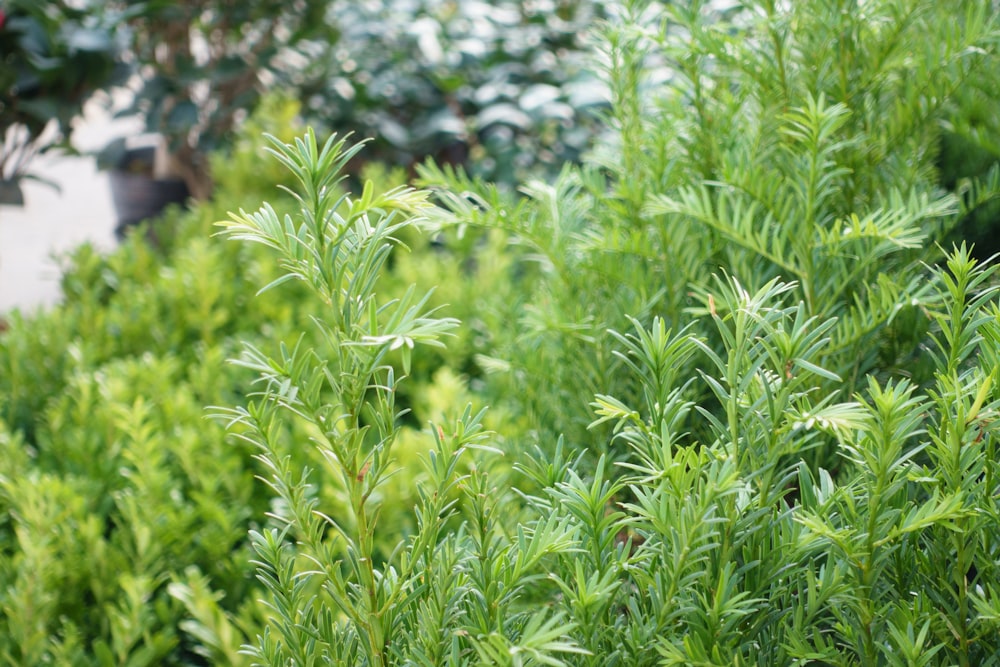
2, 0, 1000, 665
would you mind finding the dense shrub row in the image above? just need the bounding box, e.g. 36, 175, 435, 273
2, 0, 1000, 665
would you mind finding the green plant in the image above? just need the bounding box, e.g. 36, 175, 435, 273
0, 93, 508, 663
220, 127, 1000, 664
419, 0, 1000, 460
100, 0, 327, 199
3, 1, 1000, 663
219, 4, 997, 658
0, 350, 267, 665
299, 0, 608, 185
0, 101, 327, 664
534, 247, 1000, 665
0, 0, 125, 204
940, 66, 1000, 261
217, 130, 594, 665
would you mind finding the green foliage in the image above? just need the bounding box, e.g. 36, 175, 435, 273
215, 2, 1000, 664
217, 131, 588, 666
941, 69, 1000, 259
0, 101, 461, 664
301, 0, 608, 184
420, 0, 1000, 458
0, 0, 125, 201
3, 1, 1000, 664
0, 353, 263, 665
225, 132, 1000, 665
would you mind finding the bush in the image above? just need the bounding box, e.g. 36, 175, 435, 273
218, 1, 1000, 664
224, 137, 1000, 666
419, 0, 1000, 460
2, 1, 1000, 664
0, 101, 472, 664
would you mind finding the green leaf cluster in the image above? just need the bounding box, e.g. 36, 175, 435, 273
2, 1, 1000, 664
419, 0, 1000, 461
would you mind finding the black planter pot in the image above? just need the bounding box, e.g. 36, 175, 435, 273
109, 146, 189, 236
0, 179, 24, 207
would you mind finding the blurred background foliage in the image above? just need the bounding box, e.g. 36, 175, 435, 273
297, 0, 609, 184
0, 0, 126, 202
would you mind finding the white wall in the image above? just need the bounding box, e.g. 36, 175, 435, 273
0, 98, 140, 313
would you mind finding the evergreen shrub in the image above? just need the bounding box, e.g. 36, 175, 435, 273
223, 135, 1000, 666
0, 101, 477, 665
419, 0, 1000, 460
2, 1, 1000, 664
220, 1, 1000, 664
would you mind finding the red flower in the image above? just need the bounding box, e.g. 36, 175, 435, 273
0, 10, 5, 30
